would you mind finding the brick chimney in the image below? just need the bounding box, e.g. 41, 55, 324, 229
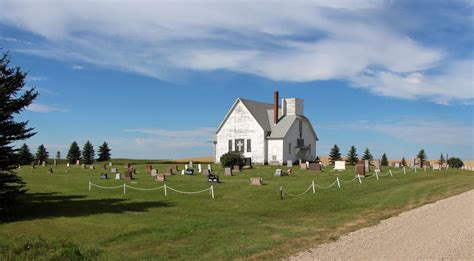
274, 91, 279, 125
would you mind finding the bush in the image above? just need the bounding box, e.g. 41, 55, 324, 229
447, 157, 464, 168
220, 151, 244, 168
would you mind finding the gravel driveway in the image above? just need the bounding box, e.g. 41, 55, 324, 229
289, 190, 474, 260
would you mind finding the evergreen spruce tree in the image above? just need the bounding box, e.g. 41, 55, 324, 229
67, 141, 81, 164
381, 153, 389, 166
82, 141, 95, 164
17, 144, 35, 166
401, 157, 407, 167
361, 147, 373, 161
417, 149, 427, 167
35, 144, 49, 163
97, 142, 111, 162
439, 153, 445, 164
56, 151, 61, 160
346, 146, 359, 165
329, 144, 342, 164
0, 53, 38, 215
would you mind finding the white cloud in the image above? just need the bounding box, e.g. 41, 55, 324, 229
71, 65, 84, 70
1, 0, 471, 104
27, 103, 67, 113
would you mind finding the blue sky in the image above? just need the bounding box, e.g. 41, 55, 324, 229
1, 0, 473, 160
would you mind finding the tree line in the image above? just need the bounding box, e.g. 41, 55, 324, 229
16, 141, 112, 165
327, 145, 462, 167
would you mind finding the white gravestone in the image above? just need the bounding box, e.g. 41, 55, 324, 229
208, 164, 213, 171
67, 163, 70, 167
364, 160, 369, 172
109, 162, 113, 167
287, 160, 293, 167
335, 161, 346, 171
111, 168, 118, 174
115, 173, 121, 180
188, 161, 193, 169
185, 164, 188, 170
306, 161, 310, 168
375, 160, 381, 171
198, 164, 202, 173
150, 169, 158, 176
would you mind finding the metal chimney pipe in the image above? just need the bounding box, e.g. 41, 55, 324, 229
274, 91, 279, 125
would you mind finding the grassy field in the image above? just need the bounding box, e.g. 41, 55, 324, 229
1, 162, 473, 260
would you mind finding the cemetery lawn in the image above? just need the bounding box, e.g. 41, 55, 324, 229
1, 163, 473, 260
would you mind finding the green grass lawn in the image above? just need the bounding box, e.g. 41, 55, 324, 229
1, 162, 473, 260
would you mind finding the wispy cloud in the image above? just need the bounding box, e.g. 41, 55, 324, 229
27, 103, 67, 113
71, 65, 84, 70
27, 75, 47, 81
1, 0, 472, 104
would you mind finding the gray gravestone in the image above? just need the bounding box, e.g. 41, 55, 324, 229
224, 167, 233, 176
364, 160, 369, 172
375, 160, 381, 170
287, 160, 293, 167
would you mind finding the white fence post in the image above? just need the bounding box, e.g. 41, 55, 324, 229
211, 185, 215, 199
336, 177, 341, 188
414, 167, 417, 173
164, 183, 167, 196
88, 181, 91, 192
123, 184, 126, 194
312, 181, 316, 194
358, 175, 362, 184
375, 171, 379, 180
389, 169, 393, 177
403, 167, 406, 175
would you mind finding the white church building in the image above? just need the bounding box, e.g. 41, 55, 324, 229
214, 91, 318, 165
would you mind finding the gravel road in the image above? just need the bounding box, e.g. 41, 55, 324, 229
289, 190, 474, 260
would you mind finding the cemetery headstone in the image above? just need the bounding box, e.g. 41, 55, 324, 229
126, 163, 131, 169
124, 169, 133, 180
250, 177, 263, 186
244, 157, 252, 168
100, 173, 108, 179
42, 161, 46, 167
274, 169, 286, 177
49, 168, 53, 174
146, 164, 153, 173
109, 162, 113, 167
164, 168, 173, 176
150, 169, 158, 176
306, 161, 310, 168
300, 163, 307, 170
155, 174, 166, 182
185, 164, 188, 170
53, 159, 57, 166
224, 167, 233, 176
82, 164, 86, 169
356, 164, 365, 176
207, 164, 213, 171
364, 160, 369, 172
111, 168, 118, 174
90, 165, 95, 170
233, 165, 240, 173
335, 161, 346, 171
299, 159, 303, 165
76, 160, 80, 165
287, 160, 293, 167
115, 173, 121, 180
309, 163, 321, 171
202, 169, 211, 176
198, 164, 202, 173
394, 162, 401, 168
181, 170, 185, 175
189, 161, 194, 169
67, 163, 70, 167
375, 160, 381, 171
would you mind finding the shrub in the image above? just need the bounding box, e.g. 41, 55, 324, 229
447, 157, 463, 168
220, 151, 244, 168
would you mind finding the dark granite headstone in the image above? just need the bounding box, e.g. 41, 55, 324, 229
309, 163, 321, 171
124, 169, 133, 180
356, 164, 365, 176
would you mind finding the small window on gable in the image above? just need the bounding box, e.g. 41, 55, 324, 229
247, 139, 251, 152
228, 140, 232, 152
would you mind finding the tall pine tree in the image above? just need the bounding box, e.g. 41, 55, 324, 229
346, 146, 359, 165
97, 142, 111, 162
17, 144, 35, 165
439, 153, 445, 164
417, 149, 427, 167
401, 157, 407, 167
381, 153, 389, 166
67, 141, 81, 164
36, 144, 49, 163
0, 53, 38, 214
56, 151, 61, 160
82, 141, 95, 164
329, 144, 342, 164
361, 147, 373, 161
